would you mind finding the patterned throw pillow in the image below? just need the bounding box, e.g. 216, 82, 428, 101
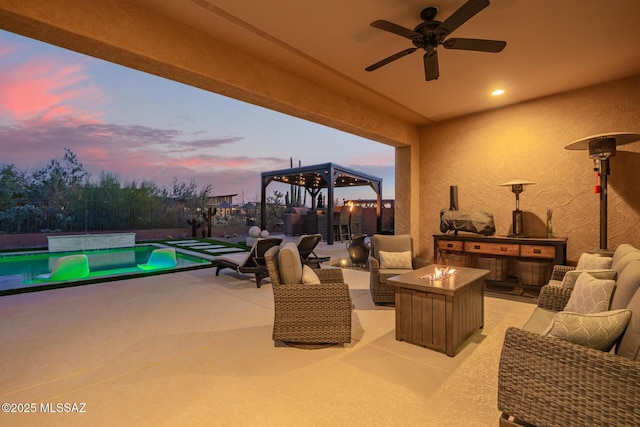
575, 253, 613, 270
543, 309, 631, 351
301, 265, 321, 284
564, 272, 615, 314
378, 250, 412, 269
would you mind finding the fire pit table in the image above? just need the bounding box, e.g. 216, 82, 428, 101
387, 265, 490, 356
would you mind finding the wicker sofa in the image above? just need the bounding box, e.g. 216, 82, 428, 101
498, 245, 640, 427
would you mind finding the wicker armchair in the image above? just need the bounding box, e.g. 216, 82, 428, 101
368, 234, 427, 304
498, 260, 640, 427
264, 244, 352, 344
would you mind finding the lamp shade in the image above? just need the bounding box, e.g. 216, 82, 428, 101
500, 180, 535, 237
500, 179, 535, 187
565, 132, 640, 152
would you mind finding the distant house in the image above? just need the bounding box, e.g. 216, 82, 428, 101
210, 194, 237, 206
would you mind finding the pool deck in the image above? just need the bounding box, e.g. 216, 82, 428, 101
0, 237, 536, 426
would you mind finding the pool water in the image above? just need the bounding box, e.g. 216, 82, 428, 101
0, 245, 210, 295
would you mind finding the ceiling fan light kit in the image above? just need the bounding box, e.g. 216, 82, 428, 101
365, 0, 506, 81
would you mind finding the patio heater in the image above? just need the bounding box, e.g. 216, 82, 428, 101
500, 179, 535, 237
565, 132, 640, 251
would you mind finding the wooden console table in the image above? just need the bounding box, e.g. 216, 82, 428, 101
433, 234, 568, 291
388, 265, 490, 356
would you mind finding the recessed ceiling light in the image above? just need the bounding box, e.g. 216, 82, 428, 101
492, 89, 505, 96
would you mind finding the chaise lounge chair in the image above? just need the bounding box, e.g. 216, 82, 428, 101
36, 254, 90, 281
211, 237, 283, 287
296, 234, 330, 269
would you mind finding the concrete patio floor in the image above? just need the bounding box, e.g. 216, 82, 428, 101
0, 241, 536, 426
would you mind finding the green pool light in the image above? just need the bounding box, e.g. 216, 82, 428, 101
137, 248, 178, 271
36, 254, 90, 281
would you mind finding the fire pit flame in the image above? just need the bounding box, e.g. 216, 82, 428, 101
420, 266, 457, 281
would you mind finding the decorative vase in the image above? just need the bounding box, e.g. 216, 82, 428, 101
347, 234, 370, 265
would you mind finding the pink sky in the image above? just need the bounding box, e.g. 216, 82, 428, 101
0, 31, 395, 202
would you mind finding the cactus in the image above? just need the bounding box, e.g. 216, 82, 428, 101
187, 216, 201, 237
288, 157, 306, 208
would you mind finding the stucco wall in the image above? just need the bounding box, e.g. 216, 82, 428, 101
417, 75, 640, 263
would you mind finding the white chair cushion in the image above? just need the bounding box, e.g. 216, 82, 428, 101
378, 250, 412, 269
278, 242, 303, 284
576, 253, 613, 270
301, 265, 321, 284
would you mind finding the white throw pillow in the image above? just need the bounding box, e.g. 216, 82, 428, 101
575, 253, 613, 270
564, 272, 615, 314
543, 309, 631, 351
301, 265, 321, 284
378, 250, 412, 269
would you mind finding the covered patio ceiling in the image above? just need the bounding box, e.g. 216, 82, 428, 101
261, 163, 382, 244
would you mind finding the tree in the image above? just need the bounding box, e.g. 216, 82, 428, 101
28, 148, 90, 202
0, 164, 28, 210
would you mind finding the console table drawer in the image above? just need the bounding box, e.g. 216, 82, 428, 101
520, 244, 556, 259
464, 242, 520, 256
437, 240, 463, 251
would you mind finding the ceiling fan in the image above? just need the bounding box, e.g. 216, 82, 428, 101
365, 0, 506, 81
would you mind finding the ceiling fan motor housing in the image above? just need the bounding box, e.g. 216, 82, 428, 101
413, 21, 442, 50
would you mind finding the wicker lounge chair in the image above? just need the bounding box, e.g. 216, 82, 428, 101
211, 237, 282, 287
264, 243, 351, 345
296, 234, 330, 269
368, 234, 427, 304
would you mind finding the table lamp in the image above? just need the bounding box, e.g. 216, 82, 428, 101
500, 180, 535, 237
565, 132, 640, 251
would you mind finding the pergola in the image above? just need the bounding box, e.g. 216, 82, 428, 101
261, 163, 383, 244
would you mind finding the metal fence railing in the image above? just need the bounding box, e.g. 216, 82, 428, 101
0, 199, 270, 235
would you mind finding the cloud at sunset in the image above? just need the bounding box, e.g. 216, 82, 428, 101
0, 117, 288, 196
0, 31, 395, 200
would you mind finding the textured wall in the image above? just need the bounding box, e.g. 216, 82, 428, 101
417, 76, 640, 263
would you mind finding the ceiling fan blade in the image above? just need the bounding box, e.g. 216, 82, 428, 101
370, 20, 421, 40
443, 38, 506, 52
437, 0, 490, 37
424, 51, 439, 81
365, 48, 418, 72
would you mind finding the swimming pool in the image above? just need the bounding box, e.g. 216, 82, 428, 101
0, 245, 211, 296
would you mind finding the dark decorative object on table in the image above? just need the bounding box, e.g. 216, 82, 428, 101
439, 210, 495, 236
347, 234, 370, 266
439, 184, 495, 236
